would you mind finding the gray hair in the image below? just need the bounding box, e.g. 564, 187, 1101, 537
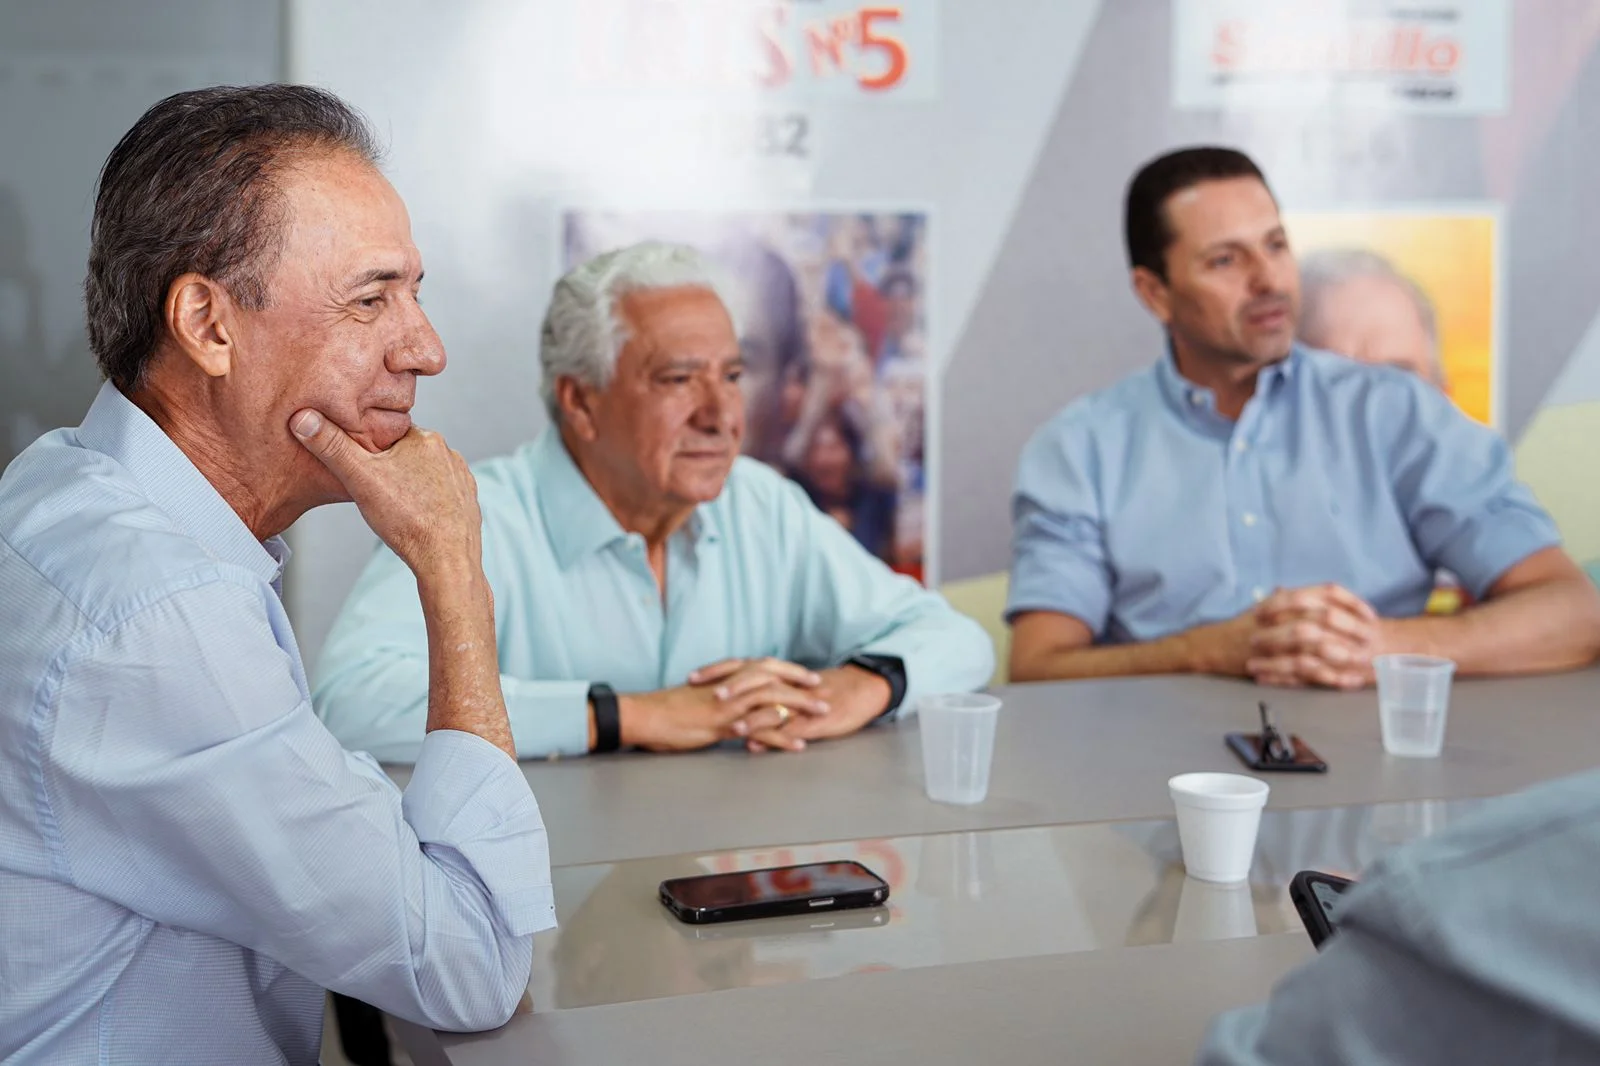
539, 241, 732, 420
87, 84, 382, 392
1298, 247, 1439, 356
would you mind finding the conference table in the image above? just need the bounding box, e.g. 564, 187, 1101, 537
383, 669, 1600, 1065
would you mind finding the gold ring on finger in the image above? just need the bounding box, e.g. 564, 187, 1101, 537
775, 704, 791, 724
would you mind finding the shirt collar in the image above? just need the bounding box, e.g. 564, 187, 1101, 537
1156, 342, 1302, 421
530, 428, 719, 570
75, 382, 288, 587
1259, 344, 1302, 391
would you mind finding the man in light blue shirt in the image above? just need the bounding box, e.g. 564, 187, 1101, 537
1008, 146, 1600, 687
1197, 768, 1600, 1064
0, 86, 554, 1065
315, 242, 992, 762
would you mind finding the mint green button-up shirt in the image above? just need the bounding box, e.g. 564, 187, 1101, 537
313, 429, 993, 762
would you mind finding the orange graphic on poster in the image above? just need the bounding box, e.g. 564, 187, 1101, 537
1287, 211, 1498, 426
573, 1, 917, 95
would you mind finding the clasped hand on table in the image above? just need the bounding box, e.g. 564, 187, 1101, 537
618, 657, 893, 754
1190, 583, 1389, 690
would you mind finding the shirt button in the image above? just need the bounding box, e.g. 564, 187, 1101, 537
1234, 440, 1248, 453
1252, 587, 1268, 602
1188, 391, 1203, 406
1241, 512, 1258, 527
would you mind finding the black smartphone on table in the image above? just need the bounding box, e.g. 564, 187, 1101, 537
1289, 870, 1355, 949
1226, 702, 1328, 773
675, 904, 890, 940
659, 861, 890, 924
1225, 732, 1328, 773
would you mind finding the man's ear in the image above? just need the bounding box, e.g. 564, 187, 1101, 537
163, 272, 238, 378
556, 376, 600, 442
1130, 266, 1173, 326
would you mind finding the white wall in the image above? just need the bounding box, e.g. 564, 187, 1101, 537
0, 1, 280, 468
282, 0, 1102, 660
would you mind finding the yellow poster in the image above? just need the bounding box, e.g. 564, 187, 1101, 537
1287, 211, 1498, 426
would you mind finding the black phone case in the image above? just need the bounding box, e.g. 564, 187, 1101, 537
673, 905, 890, 940
1289, 870, 1354, 949
1225, 732, 1328, 773
659, 862, 890, 925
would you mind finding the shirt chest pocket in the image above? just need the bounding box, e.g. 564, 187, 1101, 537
1266, 470, 1409, 592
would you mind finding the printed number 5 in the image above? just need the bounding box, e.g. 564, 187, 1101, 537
857, 7, 908, 91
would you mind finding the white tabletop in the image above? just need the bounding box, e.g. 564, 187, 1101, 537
405, 934, 1315, 1066
382, 670, 1600, 1064
388, 669, 1600, 867
519, 798, 1473, 1012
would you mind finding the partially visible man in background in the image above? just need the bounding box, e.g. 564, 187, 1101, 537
1299, 247, 1469, 614
315, 241, 992, 762
1298, 247, 1444, 387
0, 85, 553, 1065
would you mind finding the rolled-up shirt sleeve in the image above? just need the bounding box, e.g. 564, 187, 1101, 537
1006, 413, 1113, 635
1385, 377, 1561, 600
44, 579, 555, 1033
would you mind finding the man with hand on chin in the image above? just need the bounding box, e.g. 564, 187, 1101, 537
0, 86, 552, 1065
1007, 146, 1600, 689
315, 241, 992, 761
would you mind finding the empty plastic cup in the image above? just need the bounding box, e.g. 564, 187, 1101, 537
1374, 654, 1455, 758
1168, 773, 1269, 883
918, 693, 1002, 804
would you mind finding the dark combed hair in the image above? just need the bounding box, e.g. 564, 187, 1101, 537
85, 84, 382, 391
1123, 146, 1268, 281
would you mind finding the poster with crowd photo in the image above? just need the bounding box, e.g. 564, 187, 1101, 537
563, 210, 930, 582
1286, 210, 1500, 427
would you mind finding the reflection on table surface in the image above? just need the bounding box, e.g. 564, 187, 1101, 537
530, 796, 1479, 1010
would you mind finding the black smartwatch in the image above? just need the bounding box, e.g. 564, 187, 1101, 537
589, 682, 621, 753
845, 654, 907, 719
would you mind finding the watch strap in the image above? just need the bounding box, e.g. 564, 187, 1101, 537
846, 654, 908, 719
589, 682, 621, 753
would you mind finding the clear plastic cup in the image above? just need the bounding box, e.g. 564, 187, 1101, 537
917, 694, 1002, 805
1168, 773, 1269, 883
1374, 654, 1456, 758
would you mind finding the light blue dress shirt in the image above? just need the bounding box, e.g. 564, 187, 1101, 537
0, 384, 556, 1066
1008, 345, 1561, 641
314, 428, 993, 762
1199, 766, 1600, 1064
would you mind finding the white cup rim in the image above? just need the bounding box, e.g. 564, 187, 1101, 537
1374, 653, 1456, 673
917, 693, 1002, 714
1168, 772, 1270, 810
